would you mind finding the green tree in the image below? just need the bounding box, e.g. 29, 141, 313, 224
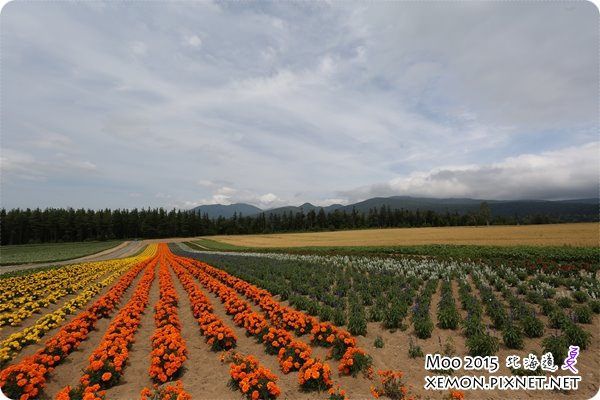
479, 201, 491, 226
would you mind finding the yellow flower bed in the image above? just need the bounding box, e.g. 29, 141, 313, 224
0, 244, 157, 366
1, 266, 115, 327
0, 262, 106, 312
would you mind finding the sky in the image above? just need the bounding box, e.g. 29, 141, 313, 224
1, 1, 598, 210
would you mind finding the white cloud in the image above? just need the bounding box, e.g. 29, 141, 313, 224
340, 142, 599, 201
255, 193, 283, 208
187, 35, 202, 48
258, 193, 278, 203
26, 131, 72, 150
0, 149, 42, 180
232, 69, 299, 99
130, 41, 147, 56
196, 179, 215, 187
201, 186, 237, 205
319, 198, 349, 206
216, 186, 236, 196
318, 55, 336, 76
0, 148, 99, 182
260, 46, 277, 61
271, 18, 285, 30
65, 160, 97, 171
182, 187, 288, 210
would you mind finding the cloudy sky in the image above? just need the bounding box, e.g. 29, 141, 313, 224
1, 1, 598, 210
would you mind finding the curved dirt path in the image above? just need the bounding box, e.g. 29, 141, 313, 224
1, 237, 204, 274
0, 241, 144, 273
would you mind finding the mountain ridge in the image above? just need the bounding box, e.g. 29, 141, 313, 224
191, 196, 599, 220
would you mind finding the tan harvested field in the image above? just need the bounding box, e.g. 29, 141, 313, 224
207, 222, 600, 248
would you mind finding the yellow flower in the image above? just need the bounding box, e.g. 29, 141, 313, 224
0, 244, 158, 365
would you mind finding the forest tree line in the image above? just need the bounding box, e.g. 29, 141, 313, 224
0, 204, 579, 245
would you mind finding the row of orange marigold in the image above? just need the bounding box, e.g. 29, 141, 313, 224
55, 256, 159, 400
166, 252, 282, 400
180, 257, 370, 374
172, 254, 348, 397
179, 256, 373, 376
169, 256, 237, 351
147, 256, 187, 385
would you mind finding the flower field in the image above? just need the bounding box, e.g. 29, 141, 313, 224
0, 242, 597, 399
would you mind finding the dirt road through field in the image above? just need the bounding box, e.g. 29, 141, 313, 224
1, 241, 143, 273
0, 237, 205, 273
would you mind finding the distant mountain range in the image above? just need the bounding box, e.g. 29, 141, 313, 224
191, 196, 599, 221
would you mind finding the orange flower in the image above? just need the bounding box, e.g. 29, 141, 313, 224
310, 323, 338, 347
90, 361, 103, 371
178, 254, 325, 344
267, 381, 281, 396
101, 372, 111, 382
298, 358, 333, 391
370, 385, 381, 398
228, 353, 280, 400
1, 253, 158, 400
277, 340, 311, 374
329, 383, 348, 400
338, 347, 372, 377
55, 386, 72, 400
140, 380, 192, 400
148, 261, 187, 384
371, 370, 411, 400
